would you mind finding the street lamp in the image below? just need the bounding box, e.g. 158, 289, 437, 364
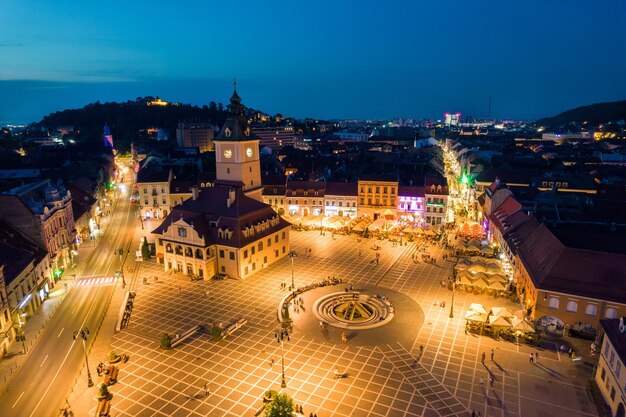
288, 250, 297, 296
275, 329, 289, 388
73, 327, 94, 387
449, 275, 456, 319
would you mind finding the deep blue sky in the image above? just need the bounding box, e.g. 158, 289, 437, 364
1, 0, 626, 124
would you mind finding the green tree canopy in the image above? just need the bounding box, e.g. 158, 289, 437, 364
264, 392, 294, 417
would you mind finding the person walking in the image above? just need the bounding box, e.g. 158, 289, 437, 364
490, 348, 494, 361
489, 376, 494, 387
529, 353, 534, 363
481, 352, 486, 364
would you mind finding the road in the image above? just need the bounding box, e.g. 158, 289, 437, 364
0, 163, 138, 417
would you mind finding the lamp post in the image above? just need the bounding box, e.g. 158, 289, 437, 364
449, 275, 455, 319
73, 327, 94, 387
288, 250, 297, 296
275, 329, 289, 388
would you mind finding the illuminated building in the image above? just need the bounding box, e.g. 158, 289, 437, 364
251, 126, 295, 150
595, 318, 626, 417
147, 97, 169, 106
444, 113, 461, 127
176, 122, 215, 153
152, 86, 290, 279
358, 175, 398, 220
103, 123, 113, 148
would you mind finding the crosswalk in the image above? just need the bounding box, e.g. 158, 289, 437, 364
74, 276, 117, 287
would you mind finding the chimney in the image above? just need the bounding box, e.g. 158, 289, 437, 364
191, 185, 199, 201
227, 188, 236, 208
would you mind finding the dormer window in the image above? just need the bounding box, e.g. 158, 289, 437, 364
224, 127, 232, 137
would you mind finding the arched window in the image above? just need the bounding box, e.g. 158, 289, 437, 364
605, 307, 618, 319
548, 297, 559, 309
175, 245, 183, 255
206, 247, 215, 257
585, 304, 597, 316
185, 247, 193, 257
165, 243, 173, 253
195, 249, 203, 259
566, 301, 578, 313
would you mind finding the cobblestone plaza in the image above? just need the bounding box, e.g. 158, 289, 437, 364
98, 230, 598, 417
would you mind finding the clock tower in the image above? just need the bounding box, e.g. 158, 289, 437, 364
214, 83, 263, 201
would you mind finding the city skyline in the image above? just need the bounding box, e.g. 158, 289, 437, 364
1, 1, 626, 123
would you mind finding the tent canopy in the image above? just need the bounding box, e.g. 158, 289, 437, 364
491, 307, 515, 318
488, 315, 512, 326
469, 303, 487, 314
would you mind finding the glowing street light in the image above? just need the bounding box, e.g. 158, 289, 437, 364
73, 327, 94, 387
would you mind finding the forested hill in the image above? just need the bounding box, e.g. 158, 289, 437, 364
536, 99, 626, 130
36, 98, 231, 149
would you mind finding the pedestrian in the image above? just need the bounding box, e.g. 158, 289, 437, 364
489, 376, 494, 387
490, 348, 494, 361
480, 376, 484, 385
481, 352, 486, 364
420, 345, 424, 355
529, 353, 534, 363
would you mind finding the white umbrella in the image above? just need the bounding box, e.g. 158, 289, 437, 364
469, 303, 487, 314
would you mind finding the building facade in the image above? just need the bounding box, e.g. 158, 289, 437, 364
397, 186, 425, 224
358, 176, 398, 220
596, 318, 626, 417
0, 180, 74, 278
176, 122, 215, 153
152, 86, 291, 280
324, 182, 358, 217
286, 181, 325, 217
0, 266, 12, 357
136, 169, 173, 220
424, 176, 449, 225
251, 126, 295, 150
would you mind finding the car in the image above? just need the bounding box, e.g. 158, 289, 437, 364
212, 273, 229, 280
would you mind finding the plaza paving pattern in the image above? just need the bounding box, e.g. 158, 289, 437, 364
98, 230, 598, 417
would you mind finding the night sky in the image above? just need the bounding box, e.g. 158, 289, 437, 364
1, 0, 626, 123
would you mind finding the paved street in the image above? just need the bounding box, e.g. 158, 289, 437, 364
70, 229, 598, 417
0, 171, 137, 417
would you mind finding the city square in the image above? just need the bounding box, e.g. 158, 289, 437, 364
68, 229, 597, 417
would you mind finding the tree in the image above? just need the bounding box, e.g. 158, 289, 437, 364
264, 392, 294, 417
141, 237, 150, 260
209, 101, 217, 112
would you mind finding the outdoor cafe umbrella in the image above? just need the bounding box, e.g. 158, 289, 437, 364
468, 264, 487, 273
487, 280, 507, 291
488, 315, 512, 327
465, 311, 488, 323
424, 228, 436, 236
469, 303, 488, 314
488, 273, 507, 283
491, 307, 515, 318
511, 318, 536, 333
458, 275, 475, 286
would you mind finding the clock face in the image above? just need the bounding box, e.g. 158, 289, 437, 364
246, 147, 253, 158
223, 149, 232, 159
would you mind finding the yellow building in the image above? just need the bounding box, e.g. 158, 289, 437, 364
357, 176, 398, 219
596, 319, 626, 417
152, 86, 291, 279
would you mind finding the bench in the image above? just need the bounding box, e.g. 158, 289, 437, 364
223, 318, 248, 339
170, 324, 202, 348
96, 399, 111, 417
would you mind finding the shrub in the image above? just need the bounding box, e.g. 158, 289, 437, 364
160, 333, 172, 349
211, 325, 223, 341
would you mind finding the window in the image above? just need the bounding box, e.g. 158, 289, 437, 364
566, 301, 578, 312
158, 239, 163, 245
282, 231, 286, 239
143, 188, 147, 194
252, 246, 256, 255
383, 187, 387, 194
610, 386, 616, 401
610, 351, 615, 366
229, 251, 235, 260
360, 198, 364, 205
275, 249, 279, 257
219, 250, 225, 258
617, 362, 621, 379
376, 186, 380, 193
288, 200, 291, 205
282, 246, 286, 254
314, 191, 318, 196
227, 168, 230, 174
339, 202, 342, 207
258, 242, 263, 251
245, 266, 249, 275
360, 187, 364, 193
605, 342, 610, 357
548, 297, 559, 309
304, 200, 308, 205
601, 366, 606, 381
252, 263, 256, 271
368, 198, 372, 205
391, 187, 395, 194
178, 227, 187, 238
274, 235, 278, 243
244, 250, 248, 258
263, 256, 267, 264
304, 191, 308, 196
267, 238, 271, 247
605, 307, 618, 319
221, 266, 225, 273
585, 304, 597, 316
